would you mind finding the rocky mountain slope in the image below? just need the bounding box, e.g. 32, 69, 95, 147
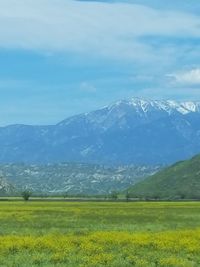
0, 177, 15, 196
1, 163, 160, 195
128, 154, 200, 199
0, 98, 200, 164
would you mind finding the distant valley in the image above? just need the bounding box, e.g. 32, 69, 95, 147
0, 177, 14, 196
0, 163, 160, 195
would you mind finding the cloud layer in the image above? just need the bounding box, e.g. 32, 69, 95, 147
169, 69, 200, 86
0, 0, 200, 125
1, 0, 200, 62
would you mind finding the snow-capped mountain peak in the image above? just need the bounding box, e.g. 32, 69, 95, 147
105, 98, 200, 116
0, 97, 200, 165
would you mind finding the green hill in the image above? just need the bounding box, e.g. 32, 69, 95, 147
128, 154, 200, 200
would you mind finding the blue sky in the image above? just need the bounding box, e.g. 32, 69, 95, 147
1, 0, 200, 125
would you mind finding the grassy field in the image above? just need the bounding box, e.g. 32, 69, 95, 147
0, 201, 200, 266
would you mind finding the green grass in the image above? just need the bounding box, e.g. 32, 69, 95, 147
0, 201, 200, 266
128, 154, 200, 199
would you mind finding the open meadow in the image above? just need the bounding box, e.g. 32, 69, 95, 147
0, 201, 200, 267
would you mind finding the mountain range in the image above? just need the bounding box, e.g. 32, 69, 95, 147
0, 98, 200, 165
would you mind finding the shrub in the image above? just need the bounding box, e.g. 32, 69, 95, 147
21, 190, 32, 201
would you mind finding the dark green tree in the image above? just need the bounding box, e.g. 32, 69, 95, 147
21, 190, 31, 201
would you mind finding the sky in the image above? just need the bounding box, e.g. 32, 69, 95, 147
1, 0, 200, 125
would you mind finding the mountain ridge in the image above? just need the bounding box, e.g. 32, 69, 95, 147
0, 97, 200, 165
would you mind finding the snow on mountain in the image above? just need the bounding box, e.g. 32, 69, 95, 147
0, 97, 200, 165
105, 98, 200, 116
66, 98, 200, 131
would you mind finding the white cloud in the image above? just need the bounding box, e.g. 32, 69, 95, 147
80, 82, 97, 93
168, 69, 200, 85
0, 0, 200, 62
